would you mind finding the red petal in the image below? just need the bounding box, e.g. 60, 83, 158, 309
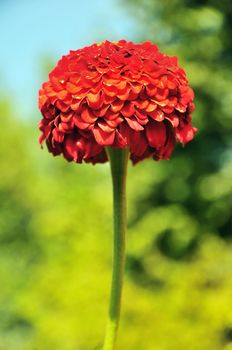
135, 109, 148, 120
135, 99, 149, 110
111, 99, 124, 113
56, 100, 70, 112
58, 122, 72, 132
105, 110, 120, 121
66, 82, 82, 94
114, 130, 128, 147
120, 123, 147, 157
93, 127, 115, 145
130, 131, 147, 156
70, 99, 83, 111
117, 87, 130, 100
60, 111, 74, 122
127, 90, 139, 100
98, 121, 115, 133
130, 83, 142, 94
64, 136, 79, 161
145, 120, 167, 148
166, 76, 178, 89
126, 117, 144, 131
38, 94, 48, 109
176, 122, 197, 144
145, 101, 157, 113
175, 103, 187, 113
52, 128, 64, 143
57, 90, 68, 100
167, 96, 178, 107
162, 105, 174, 114
81, 108, 97, 123
149, 109, 164, 122
103, 94, 116, 104
106, 116, 123, 128
39, 134, 45, 145
103, 84, 118, 97
121, 102, 135, 117
74, 116, 90, 129
94, 104, 110, 117
86, 91, 103, 109
115, 81, 127, 90
165, 114, 179, 127
146, 84, 157, 97
160, 127, 176, 159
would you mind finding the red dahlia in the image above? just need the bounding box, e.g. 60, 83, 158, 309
38, 40, 196, 164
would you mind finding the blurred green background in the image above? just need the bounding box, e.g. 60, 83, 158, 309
0, 0, 232, 349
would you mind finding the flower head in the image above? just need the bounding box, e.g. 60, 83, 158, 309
38, 40, 196, 164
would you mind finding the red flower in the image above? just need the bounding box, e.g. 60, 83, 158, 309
38, 40, 196, 164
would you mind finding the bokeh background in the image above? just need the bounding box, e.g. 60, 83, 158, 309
1, 0, 232, 349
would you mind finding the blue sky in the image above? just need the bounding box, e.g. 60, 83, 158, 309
0, 0, 138, 116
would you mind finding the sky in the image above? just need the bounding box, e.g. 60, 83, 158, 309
0, 0, 138, 116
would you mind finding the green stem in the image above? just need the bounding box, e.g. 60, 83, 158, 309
103, 147, 129, 350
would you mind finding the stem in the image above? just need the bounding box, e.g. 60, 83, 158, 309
103, 147, 129, 350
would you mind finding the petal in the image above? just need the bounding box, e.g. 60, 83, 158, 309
115, 81, 128, 90
82, 138, 103, 159
114, 130, 128, 147
103, 94, 115, 104
130, 131, 147, 156
149, 109, 164, 122
39, 94, 48, 109
106, 116, 123, 128
39, 133, 45, 145
56, 100, 70, 112
166, 76, 178, 89
70, 99, 83, 111
130, 83, 142, 94
145, 120, 167, 148
146, 84, 157, 97
105, 110, 120, 121
93, 127, 115, 145
176, 121, 197, 144
103, 78, 121, 86
175, 103, 187, 113
60, 111, 74, 122
160, 127, 176, 159
161, 105, 174, 114
58, 122, 72, 133
126, 117, 144, 131
135, 99, 149, 110
127, 90, 139, 100
81, 108, 98, 123
66, 82, 82, 94
117, 87, 130, 100
74, 116, 90, 129
165, 114, 179, 127
167, 96, 178, 107
110, 99, 124, 113
94, 104, 110, 117
120, 123, 147, 157
135, 109, 148, 120
98, 120, 115, 133
57, 90, 68, 100
121, 102, 135, 117
145, 101, 157, 113
52, 128, 64, 143
103, 84, 118, 97
64, 136, 79, 161
86, 91, 103, 109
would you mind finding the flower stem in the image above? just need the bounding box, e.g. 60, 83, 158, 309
103, 147, 129, 350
